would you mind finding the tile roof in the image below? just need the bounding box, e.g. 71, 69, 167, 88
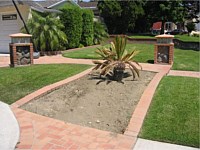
0, 0, 63, 12
78, 1, 98, 8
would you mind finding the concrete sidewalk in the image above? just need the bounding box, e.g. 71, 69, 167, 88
134, 138, 198, 150
0, 101, 20, 150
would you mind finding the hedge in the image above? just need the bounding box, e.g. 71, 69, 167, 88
60, 7, 83, 48
81, 9, 94, 46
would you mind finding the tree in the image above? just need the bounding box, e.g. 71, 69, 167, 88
81, 9, 94, 46
183, 1, 199, 23
186, 22, 196, 34
135, 0, 185, 34
93, 21, 108, 45
22, 11, 67, 52
60, 7, 83, 49
97, 0, 144, 34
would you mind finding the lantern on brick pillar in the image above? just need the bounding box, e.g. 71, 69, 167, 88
154, 34, 174, 65
9, 33, 33, 67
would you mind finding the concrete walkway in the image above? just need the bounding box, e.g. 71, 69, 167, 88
0, 101, 20, 150
134, 139, 199, 150
0, 54, 199, 149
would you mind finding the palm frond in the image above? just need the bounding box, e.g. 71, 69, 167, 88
125, 61, 140, 77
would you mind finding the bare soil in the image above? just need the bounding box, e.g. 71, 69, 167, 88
21, 70, 155, 134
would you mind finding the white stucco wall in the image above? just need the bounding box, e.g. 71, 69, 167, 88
0, 5, 30, 53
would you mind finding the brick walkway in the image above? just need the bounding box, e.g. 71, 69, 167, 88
168, 70, 200, 78
2, 54, 198, 149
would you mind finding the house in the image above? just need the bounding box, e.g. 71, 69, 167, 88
0, 0, 79, 53
151, 21, 177, 35
78, 1, 100, 21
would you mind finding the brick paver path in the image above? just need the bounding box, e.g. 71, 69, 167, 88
168, 70, 200, 78
2, 53, 198, 149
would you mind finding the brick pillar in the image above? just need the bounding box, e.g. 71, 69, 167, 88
30, 43, 34, 64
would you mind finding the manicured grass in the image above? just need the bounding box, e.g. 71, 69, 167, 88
139, 76, 199, 147
129, 35, 156, 39
129, 34, 199, 42
172, 48, 199, 71
63, 44, 199, 71
0, 64, 91, 104
62, 46, 101, 59
174, 34, 199, 42
63, 44, 155, 62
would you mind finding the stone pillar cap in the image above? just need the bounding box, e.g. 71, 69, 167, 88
155, 34, 174, 38
9, 33, 32, 38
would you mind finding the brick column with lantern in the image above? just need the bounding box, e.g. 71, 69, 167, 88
154, 34, 174, 65
9, 33, 33, 67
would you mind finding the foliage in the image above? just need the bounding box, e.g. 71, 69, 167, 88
93, 36, 142, 81
0, 64, 91, 105
93, 21, 108, 45
97, 1, 144, 34
60, 7, 83, 49
135, 1, 185, 34
186, 22, 196, 33
140, 76, 199, 147
22, 11, 67, 51
81, 9, 94, 46
183, 1, 199, 23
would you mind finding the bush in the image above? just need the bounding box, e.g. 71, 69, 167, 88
81, 9, 94, 46
93, 21, 108, 45
186, 22, 196, 33
60, 7, 83, 49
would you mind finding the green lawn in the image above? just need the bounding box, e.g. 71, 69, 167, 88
129, 35, 156, 39
174, 34, 199, 42
63, 46, 101, 59
63, 44, 199, 71
129, 34, 199, 42
173, 48, 199, 71
0, 64, 91, 104
139, 76, 199, 147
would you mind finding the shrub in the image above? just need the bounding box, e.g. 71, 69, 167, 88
22, 11, 67, 52
60, 7, 83, 49
186, 22, 196, 34
81, 9, 94, 46
93, 35, 142, 82
93, 21, 108, 45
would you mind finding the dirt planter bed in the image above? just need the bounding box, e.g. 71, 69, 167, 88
21, 70, 156, 134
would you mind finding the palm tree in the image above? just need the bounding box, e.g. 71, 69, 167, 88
93, 21, 108, 45
22, 11, 67, 53
93, 35, 142, 82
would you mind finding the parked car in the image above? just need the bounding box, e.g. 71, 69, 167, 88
165, 29, 188, 35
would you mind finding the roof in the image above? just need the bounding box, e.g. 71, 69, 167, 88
152, 22, 162, 30
78, 1, 98, 8
35, 0, 61, 8
0, 0, 68, 13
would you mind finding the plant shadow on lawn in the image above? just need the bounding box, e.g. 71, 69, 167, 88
147, 60, 154, 64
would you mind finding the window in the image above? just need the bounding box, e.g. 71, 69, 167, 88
2, 14, 17, 20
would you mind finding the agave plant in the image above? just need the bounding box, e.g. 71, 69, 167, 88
93, 35, 142, 82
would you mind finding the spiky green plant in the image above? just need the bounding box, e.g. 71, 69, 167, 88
21, 11, 67, 52
93, 35, 142, 82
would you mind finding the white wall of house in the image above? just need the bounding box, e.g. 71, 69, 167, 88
195, 23, 200, 31
0, 5, 30, 53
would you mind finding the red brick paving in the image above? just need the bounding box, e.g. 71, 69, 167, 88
10, 59, 171, 149
168, 70, 200, 78
3, 53, 198, 149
